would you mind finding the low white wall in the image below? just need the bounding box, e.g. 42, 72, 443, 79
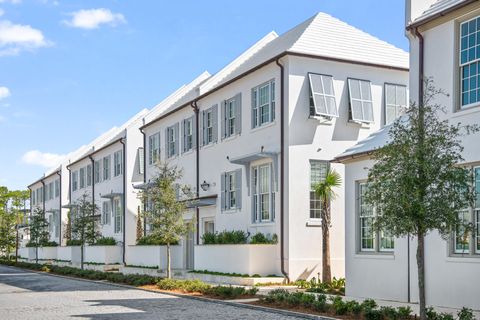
194, 244, 281, 276
37, 247, 57, 260
18, 247, 29, 260
126, 245, 184, 269
57, 247, 74, 261
84, 245, 122, 264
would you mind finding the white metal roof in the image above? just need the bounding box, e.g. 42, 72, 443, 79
413, 0, 467, 24
335, 124, 392, 161
202, 12, 408, 93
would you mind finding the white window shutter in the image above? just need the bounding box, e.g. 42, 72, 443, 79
191, 116, 197, 149
212, 105, 218, 143
220, 173, 226, 211
220, 100, 226, 139
174, 123, 179, 156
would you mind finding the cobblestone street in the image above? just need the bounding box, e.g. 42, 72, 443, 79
0, 265, 302, 320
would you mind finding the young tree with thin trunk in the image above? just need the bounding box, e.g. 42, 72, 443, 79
136, 206, 143, 241
71, 193, 100, 269
28, 208, 50, 264
314, 168, 341, 283
364, 80, 478, 320
0, 187, 17, 259
140, 162, 194, 279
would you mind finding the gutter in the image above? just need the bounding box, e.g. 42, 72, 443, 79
406, 0, 479, 31
120, 138, 127, 265
88, 155, 95, 211
56, 171, 62, 245
67, 137, 123, 170
191, 101, 200, 244
275, 57, 289, 282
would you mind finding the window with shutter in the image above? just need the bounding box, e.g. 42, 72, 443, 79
103, 156, 111, 181
138, 147, 145, 174
252, 164, 274, 223
86, 164, 92, 186
252, 80, 275, 128
183, 117, 194, 152
166, 124, 178, 158
384, 83, 407, 125
79, 167, 85, 189
308, 73, 338, 118
348, 78, 374, 123
148, 132, 160, 165
72, 171, 78, 191
114, 198, 122, 233
202, 106, 217, 145
114, 150, 122, 177
94, 160, 101, 184
221, 169, 242, 211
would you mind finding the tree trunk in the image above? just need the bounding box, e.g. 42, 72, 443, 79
81, 243, 84, 270
35, 244, 38, 264
417, 233, 426, 320
321, 200, 332, 283
166, 242, 171, 279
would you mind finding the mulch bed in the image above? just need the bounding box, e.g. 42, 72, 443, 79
138, 285, 257, 300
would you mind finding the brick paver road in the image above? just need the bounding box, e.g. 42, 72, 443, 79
0, 264, 302, 320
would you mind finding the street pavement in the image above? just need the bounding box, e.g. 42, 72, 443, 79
0, 264, 303, 320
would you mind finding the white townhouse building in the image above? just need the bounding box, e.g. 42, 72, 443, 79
334, 0, 480, 310
140, 12, 409, 281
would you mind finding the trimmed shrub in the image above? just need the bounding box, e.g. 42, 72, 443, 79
346, 300, 363, 316
458, 308, 475, 320
201, 232, 216, 245
66, 239, 82, 246
249, 233, 277, 244
94, 237, 117, 246
364, 308, 383, 320
201, 230, 248, 244
381, 306, 399, 320
397, 306, 413, 319
330, 296, 348, 315
362, 299, 378, 311
136, 234, 178, 246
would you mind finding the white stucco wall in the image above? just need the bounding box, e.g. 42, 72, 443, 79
126, 245, 184, 269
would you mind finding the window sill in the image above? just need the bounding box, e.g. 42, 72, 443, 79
308, 115, 334, 125
306, 220, 322, 227
221, 208, 239, 214
452, 104, 480, 119
446, 255, 480, 263
182, 149, 194, 156
354, 253, 395, 260
221, 133, 240, 143
347, 120, 372, 129
249, 222, 276, 227
251, 121, 276, 134
201, 142, 217, 150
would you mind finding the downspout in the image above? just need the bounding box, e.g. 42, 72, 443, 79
41, 180, 46, 214
275, 58, 289, 282
404, 27, 424, 304
140, 127, 147, 237
56, 171, 62, 246
120, 137, 126, 265
191, 101, 200, 245
88, 155, 95, 211
67, 167, 72, 244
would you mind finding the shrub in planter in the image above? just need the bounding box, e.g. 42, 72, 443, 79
361, 299, 378, 311
216, 230, 248, 244
94, 237, 117, 246
42, 241, 58, 247
330, 296, 348, 315
136, 234, 179, 246
299, 293, 316, 308
458, 308, 475, 320
201, 232, 216, 245
346, 300, 363, 316
264, 289, 289, 303
286, 292, 305, 307
364, 308, 383, 320
249, 232, 278, 244
380, 306, 399, 320
397, 306, 413, 319
312, 295, 328, 312
66, 239, 82, 246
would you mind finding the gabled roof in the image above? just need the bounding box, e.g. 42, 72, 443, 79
409, 0, 473, 28
201, 12, 408, 92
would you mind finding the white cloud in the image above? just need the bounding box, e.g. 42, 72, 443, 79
64, 8, 126, 30
0, 20, 50, 56
0, 86, 9, 99
21, 150, 66, 168
0, 9, 4, 17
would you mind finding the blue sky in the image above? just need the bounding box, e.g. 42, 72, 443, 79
0, 0, 408, 191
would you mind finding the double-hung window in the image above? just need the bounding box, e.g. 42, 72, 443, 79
138, 147, 145, 174
252, 164, 274, 223
357, 182, 394, 252
114, 150, 122, 177
94, 160, 101, 184
148, 132, 160, 165
72, 171, 78, 191
453, 166, 480, 255
221, 170, 242, 211
45, 185, 49, 201
86, 164, 92, 186
202, 106, 218, 146
166, 124, 179, 158
103, 156, 111, 181
79, 167, 86, 189
54, 212, 59, 237
348, 79, 374, 123
32, 189, 36, 205
252, 80, 275, 128
310, 161, 328, 220
182, 117, 195, 153
385, 84, 407, 125
460, 16, 480, 108
102, 201, 111, 225
308, 73, 338, 118
114, 198, 122, 233
222, 94, 242, 138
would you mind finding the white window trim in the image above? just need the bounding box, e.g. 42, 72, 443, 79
252, 163, 274, 223
252, 79, 275, 128
348, 78, 374, 124
384, 83, 407, 125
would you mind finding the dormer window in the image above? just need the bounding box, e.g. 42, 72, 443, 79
347, 78, 374, 123
308, 73, 338, 119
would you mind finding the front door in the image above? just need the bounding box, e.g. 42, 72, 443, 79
185, 229, 194, 270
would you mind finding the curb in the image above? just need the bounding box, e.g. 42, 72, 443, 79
2, 264, 338, 320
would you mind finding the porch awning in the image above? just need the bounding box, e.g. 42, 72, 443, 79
228, 150, 279, 195
186, 195, 217, 208
132, 181, 156, 190
62, 204, 78, 209
100, 192, 123, 199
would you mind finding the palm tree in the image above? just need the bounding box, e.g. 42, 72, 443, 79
314, 168, 341, 283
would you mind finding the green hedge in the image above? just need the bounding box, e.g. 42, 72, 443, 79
201, 231, 277, 245
136, 234, 179, 246
157, 278, 258, 299
66, 239, 82, 246
93, 237, 117, 246
26, 241, 58, 247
